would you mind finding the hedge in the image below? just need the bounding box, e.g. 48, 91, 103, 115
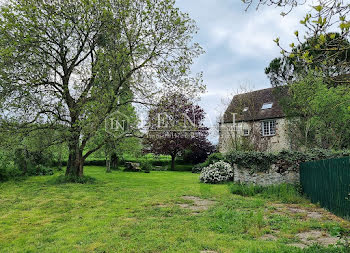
53, 158, 189, 170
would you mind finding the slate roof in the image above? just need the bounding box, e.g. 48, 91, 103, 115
223, 87, 288, 123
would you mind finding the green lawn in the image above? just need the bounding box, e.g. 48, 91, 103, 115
0, 167, 349, 252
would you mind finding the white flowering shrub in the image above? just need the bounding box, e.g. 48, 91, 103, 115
200, 161, 233, 184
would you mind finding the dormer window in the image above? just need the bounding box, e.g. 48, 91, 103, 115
243, 107, 248, 112
261, 102, 273, 110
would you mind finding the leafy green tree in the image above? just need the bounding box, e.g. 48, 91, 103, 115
283, 72, 350, 149
0, 127, 63, 175
0, 0, 203, 177
245, 0, 350, 149
245, 0, 350, 85
265, 34, 350, 86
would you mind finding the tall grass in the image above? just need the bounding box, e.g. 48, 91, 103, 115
229, 183, 305, 203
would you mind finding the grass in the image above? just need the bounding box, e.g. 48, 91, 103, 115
0, 167, 349, 252
229, 183, 306, 204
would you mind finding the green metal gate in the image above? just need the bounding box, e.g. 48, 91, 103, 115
300, 157, 350, 218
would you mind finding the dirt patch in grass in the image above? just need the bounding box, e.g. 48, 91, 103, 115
260, 234, 277, 241
153, 196, 216, 215
270, 203, 336, 221
288, 230, 341, 248
266, 203, 349, 248
154, 204, 169, 208
288, 243, 308, 249
177, 196, 216, 215
307, 211, 324, 219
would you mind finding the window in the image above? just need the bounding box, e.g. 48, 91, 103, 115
261, 102, 273, 110
261, 120, 276, 136
243, 107, 248, 112
243, 129, 249, 136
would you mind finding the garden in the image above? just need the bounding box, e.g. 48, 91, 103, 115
1, 151, 350, 252
0, 0, 350, 252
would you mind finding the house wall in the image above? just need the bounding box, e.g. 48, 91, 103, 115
219, 118, 290, 153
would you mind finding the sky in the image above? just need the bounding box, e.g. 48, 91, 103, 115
175, 0, 310, 144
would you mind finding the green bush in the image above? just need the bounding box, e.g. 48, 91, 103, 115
0, 152, 22, 182
7, 168, 22, 179
27, 165, 54, 176
191, 164, 203, 173
0, 166, 9, 182
229, 183, 305, 203
140, 160, 152, 173
14, 149, 55, 172
207, 152, 224, 164
192, 152, 224, 173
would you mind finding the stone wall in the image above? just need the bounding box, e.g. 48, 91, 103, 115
233, 164, 299, 186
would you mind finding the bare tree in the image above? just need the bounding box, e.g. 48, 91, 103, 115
219, 85, 270, 152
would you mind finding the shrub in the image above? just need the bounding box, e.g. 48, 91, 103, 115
14, 149, 55, 172
140, 160, 152, 173
0, 153, 22, 182
192, 152, 224, 173
229, 183, 305, 203
7, 168, 22, 179
191, 164, 203, 173
27, 165, 54, 176
0, 166, 9, 182
200, 161, 233, 184
207, 152, 224, 164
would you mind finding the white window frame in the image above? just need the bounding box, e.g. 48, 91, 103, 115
243, 128, 250, 136
261, 120, 276, 136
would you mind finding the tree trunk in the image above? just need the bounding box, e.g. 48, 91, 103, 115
66, 134, 84, 177
106, 157, 111, 173
110, 153, 118, 170
170, 154, 176, 171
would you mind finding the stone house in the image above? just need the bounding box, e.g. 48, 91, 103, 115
219, 87, 290, 153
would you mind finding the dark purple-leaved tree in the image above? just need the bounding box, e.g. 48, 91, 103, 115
144, 93, 210, 170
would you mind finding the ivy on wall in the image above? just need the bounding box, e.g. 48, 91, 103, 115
225, 149, 350, 173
